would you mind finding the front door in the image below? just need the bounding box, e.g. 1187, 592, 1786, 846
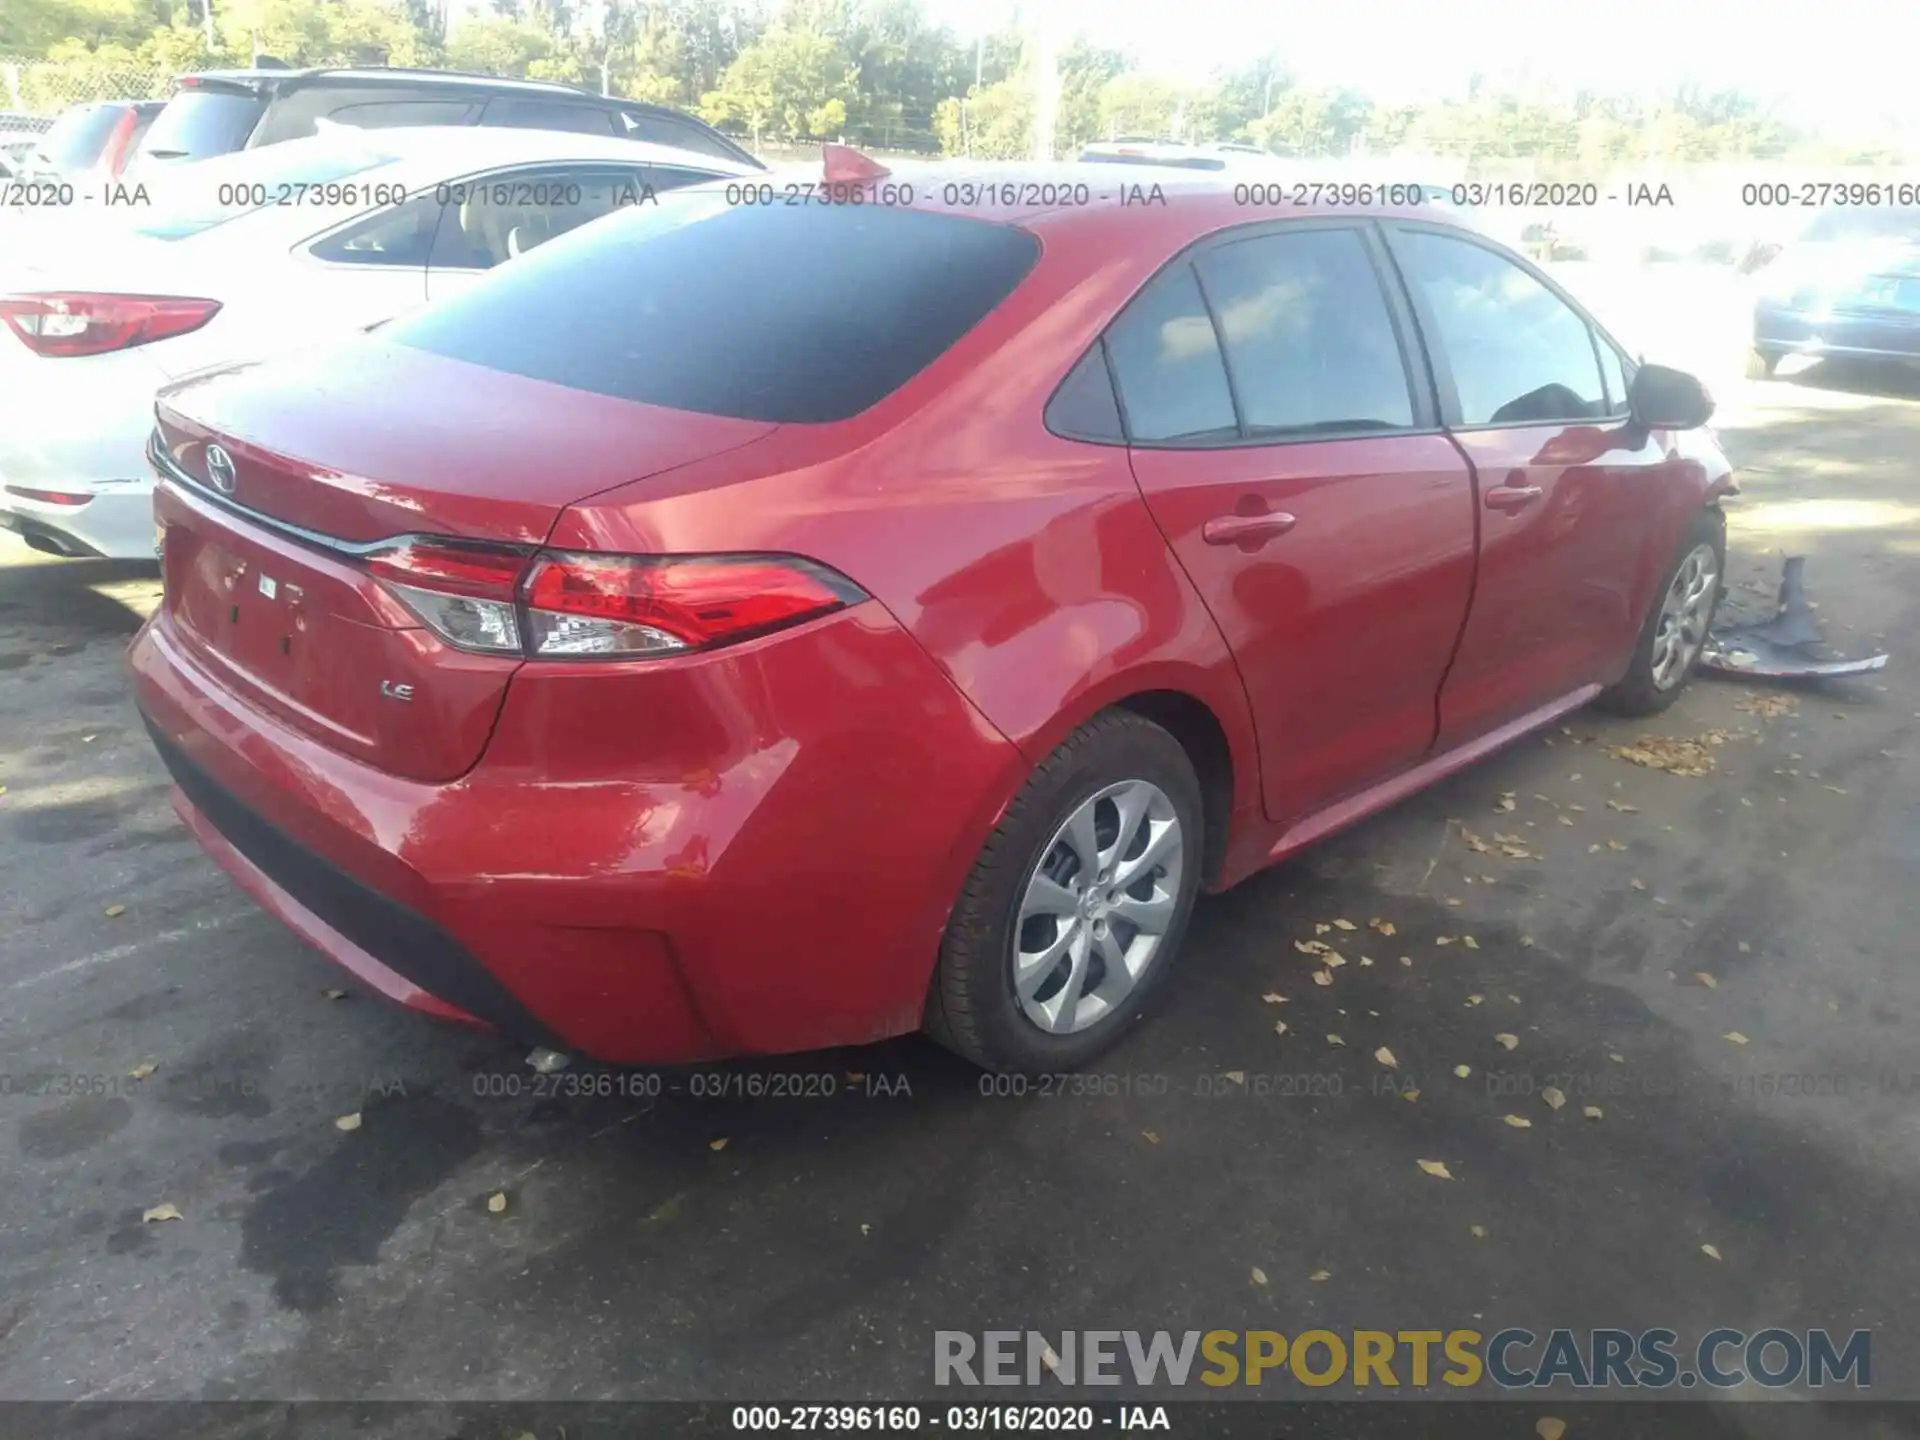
1383, 224, 1687, 748
1113, 223, 1478, 823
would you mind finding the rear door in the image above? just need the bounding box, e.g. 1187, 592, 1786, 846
1115, 222, 1478, 823
1384, 223, 1681, 747
425, 163, 719, 300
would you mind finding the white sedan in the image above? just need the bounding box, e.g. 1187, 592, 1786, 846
0, 125, 757, 559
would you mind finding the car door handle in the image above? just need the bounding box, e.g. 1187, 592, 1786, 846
1484, 485, 1544, 513
1202, 513, 1298, 546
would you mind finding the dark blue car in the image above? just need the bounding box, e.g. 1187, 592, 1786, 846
1749, 206, 1920, 378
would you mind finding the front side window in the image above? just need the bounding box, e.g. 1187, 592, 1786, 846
1103, 264, 1238, 444
1391, 229, 1607, 426
1195, 228, 1414, 436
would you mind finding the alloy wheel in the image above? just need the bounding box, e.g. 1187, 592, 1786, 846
1651, 542, 1720, 691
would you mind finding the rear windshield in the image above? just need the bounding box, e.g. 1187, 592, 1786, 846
35, 105, 121, 170
384, 194, 1041, 423
139, 88, 266, 162
131, 143, 397, 240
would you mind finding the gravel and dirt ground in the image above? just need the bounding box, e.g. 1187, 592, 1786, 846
1, 266, 1915, 1437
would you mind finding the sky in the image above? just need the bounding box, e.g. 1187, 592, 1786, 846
920, 0, 1920, 140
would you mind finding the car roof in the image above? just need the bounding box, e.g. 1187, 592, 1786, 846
171, 124, 759, 188
182, 67, 663, 107
809, 160, 1461, 232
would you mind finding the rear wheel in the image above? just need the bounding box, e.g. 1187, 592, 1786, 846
1595, 509, 1725, 717
925, 710, 1204, 1074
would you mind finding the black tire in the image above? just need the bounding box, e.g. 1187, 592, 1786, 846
1594, 508, 1726, 717
925, 710, 1205, 1074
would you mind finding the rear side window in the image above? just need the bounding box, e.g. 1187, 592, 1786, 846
618, 110, 752, 163
384, 197, 1040, 423
326, 100, 479, 130
1104, 264, 1238, 443
139, 89, 264, 161
480, 99, 617, 137
1045, 343, 1124, 442
1195, 229, 1414, 435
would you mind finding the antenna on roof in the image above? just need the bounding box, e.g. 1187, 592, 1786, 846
822, 143, 890, 183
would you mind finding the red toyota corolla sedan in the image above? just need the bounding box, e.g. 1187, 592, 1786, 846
129, 157, 1735, 1074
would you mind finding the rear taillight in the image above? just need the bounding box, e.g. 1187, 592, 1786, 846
522, 552, 864, 657
364, 538, 529, 656
361, 540, 865, 659
0, 293, 222, 358
3, 484, 92, 506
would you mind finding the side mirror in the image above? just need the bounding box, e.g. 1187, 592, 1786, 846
1629, 363, 1714, 430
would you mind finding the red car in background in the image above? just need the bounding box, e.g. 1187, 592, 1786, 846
130, 156, 1733, 1074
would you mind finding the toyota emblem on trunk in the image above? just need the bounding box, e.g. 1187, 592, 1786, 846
205, 444, 237, 495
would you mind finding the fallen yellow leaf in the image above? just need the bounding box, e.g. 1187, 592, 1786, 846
1332, 918, 1357, 931
1495, 1033, 1519, 1050
1502, 1114, 1533, 1129
1370, 919, 1397, 936
487, 1192, 508, 1214
1326, 1034, 1346, 1047
1695, 973, 1717, 989
1537, 1419, 1568, 1440
1315, 923, 1332, 935
1701, 1243, 1723, 1262
1226, 1071, 1246, 1084
1403, 1089, 1420, 1102
142, 1203, 182, 1224
1465, 994, 1484, 1006
1322, 951, 1347, 968
1142, 1130, 1160, 1144
1262, 992, 1288, 1004
1542, 1087, 1566, 1111
127, 1062, 157, 1080
1274, 1021, 1289, 1036
1308, 1269, 1331, 1282
1723, 1031, 1750, 1046
1608, 1052, 1625, 1064
321, 988, 348, 1001
1251, 1266, 1269, 1285
103, 904, 127, 918
1417, 1159, 1454, 1180
1399, 956, 1414, 967
1470, 1224, 1488, 1238
334, 1112, 362, 1132
1583, 1105, 1604, 1120
1313, 970, 1333, 987
1462, 935, 1479, 949
709, 1137, 730, 1151
1454, 1065, 1472, 1078
1374, 1046, 1398, 1068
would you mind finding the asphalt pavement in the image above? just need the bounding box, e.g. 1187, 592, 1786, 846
1, 313, 1917, 1435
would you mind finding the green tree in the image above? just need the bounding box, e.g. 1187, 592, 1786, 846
702, 24, 856, 145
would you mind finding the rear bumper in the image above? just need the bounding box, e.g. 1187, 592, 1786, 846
130, 602, 1025, 1065
0, 486, 153, 559
1754, 302, 1920, 362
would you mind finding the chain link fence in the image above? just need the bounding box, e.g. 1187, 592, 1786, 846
1, 56, 175, 117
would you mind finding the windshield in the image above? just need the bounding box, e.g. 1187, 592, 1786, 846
137, 88, 266, 164
1801, 206, 1920, 244
130, 140, 399, 240
385, 190, 1040, 423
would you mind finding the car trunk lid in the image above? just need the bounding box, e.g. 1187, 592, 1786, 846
151, 340, 778, 780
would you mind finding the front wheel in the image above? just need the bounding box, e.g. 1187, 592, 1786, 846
924, 710, 1205, 1074
1595, 509, 1725, 717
